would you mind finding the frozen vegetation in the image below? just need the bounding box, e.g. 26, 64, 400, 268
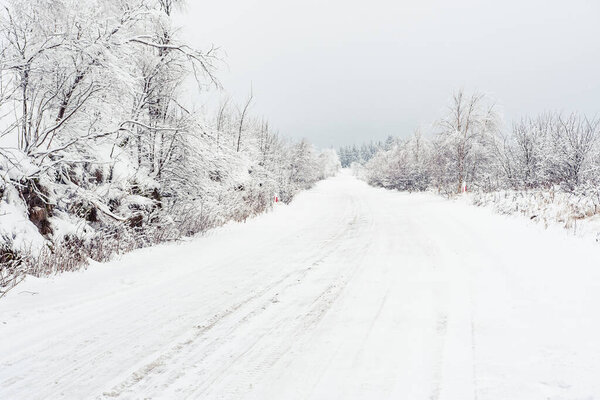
359, 90, 600, 240
0, 0, 340, 293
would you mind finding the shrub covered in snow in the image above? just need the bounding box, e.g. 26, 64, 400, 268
0, 0, 340, 294
359, 89, 600, 237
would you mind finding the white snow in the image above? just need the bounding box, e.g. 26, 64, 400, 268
1, 170, 600, 399
0, 185, 46, 252
469, 189, 600, 244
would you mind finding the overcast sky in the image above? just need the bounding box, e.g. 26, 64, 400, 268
175, 0, 600, 148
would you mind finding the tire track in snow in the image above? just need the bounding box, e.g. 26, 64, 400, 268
97, 195, 373, 398
191, 198, 377, 399
1, 180, 360, 399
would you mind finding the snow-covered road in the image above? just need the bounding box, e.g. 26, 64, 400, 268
2, 171, 600, 399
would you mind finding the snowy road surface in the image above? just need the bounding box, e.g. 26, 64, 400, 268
2, 171, 600, 399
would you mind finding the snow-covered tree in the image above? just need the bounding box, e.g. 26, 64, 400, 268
0, 0, 338, 286
434, 90, 500, 193
362, 91, 600, 196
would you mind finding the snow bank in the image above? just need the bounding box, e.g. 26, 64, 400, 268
470, 189, 600, 243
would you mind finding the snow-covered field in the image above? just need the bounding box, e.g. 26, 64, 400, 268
1, 170, 600, 399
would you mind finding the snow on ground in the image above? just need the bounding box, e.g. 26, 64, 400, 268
468, 189, 600, 245
1, 170, 600, 399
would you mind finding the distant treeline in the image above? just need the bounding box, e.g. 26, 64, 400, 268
338, 136, 397, 168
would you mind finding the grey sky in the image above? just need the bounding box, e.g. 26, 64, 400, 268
175, 0, 600, 148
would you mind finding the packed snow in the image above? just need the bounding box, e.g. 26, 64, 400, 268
1, 170, 599, 399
